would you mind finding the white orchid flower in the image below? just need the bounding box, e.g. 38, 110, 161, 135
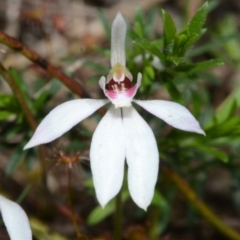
24, 13, 205, 210
0, 195, 32, 240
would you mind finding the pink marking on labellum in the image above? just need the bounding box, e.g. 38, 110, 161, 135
105, 81, 138, 100
106, 77, 132, 91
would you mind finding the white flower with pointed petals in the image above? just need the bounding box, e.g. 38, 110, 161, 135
0, 195, 32, 240
24, 13, 205, 210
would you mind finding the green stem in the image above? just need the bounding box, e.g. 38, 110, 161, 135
147, 207, 161, 240
114, 188, 122, 240
162, 165, 240, 240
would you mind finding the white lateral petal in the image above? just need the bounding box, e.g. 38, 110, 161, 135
0, 195, 32, 240
134, 100, 205, 135
111, 13, 126, 67
90, 106, 125, 207
24, 99, 109, 149
122, 107, 159, 210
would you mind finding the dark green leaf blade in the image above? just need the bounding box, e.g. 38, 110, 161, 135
188, 2, 208, 35
189, 58, 224, 72
6, 146, 27, 175
98, 11, 111, 41
134, 7, 145, 38
133, 38, 165, 62
87, 192, 129, 225
194, 145, 228, 163
163, 79, 183, 103
161, 9, 177, 55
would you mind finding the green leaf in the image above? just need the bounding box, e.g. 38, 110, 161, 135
87, 191, 129, 225
152, 39, 163, 47
208, 116, 240, 136
163, 79, 183, 103
134, 21, 144, 38
189, 32, 240, 57
176, 59, 224, 72
182, 33, 200, 52
88, 203, 114, 225
33, 80, 61, 110
98, 11, 111, 41
0, 111, 15, 120
169, 56, 182, 66
141, 66, 155, 90
83, 179, 94, 192
93, 45, 110, 58
146, 8, 157, 37
161, 9, 177, 54
173, 33, 200, 57
151, 190, 171, 233
206, 83, 240, 128
127, 30, 141, 40
134, 7, 145, 38
173, 2, 208, 57
8, 68, 29, 98
173, 33, 188, 56
152, 190, 169, 208
133, 39, 165, 62
188, 2, 208, 35
84, 61, 109, 75
0, 94, 17, 109
8, 68, 34, 113
6, 145, 27, 175
217, 16, 240, 64
190, 59, 224, 72
31, 218, 68, 240
194, 145, 228, 163
17, 185, 32, 203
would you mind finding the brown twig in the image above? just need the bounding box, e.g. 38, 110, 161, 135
0, 30, 89, 98
162, 164, 240, 240
0, 63, 47, 186
0, 63, 36, 130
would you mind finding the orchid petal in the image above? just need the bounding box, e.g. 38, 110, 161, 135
111, 13, 126, 67
90, 106, 125, 207
134, 100, 205, 135
0, 195, 32, 240
24, 99, 109, 149
99, 76, 106, 90
122, 107, 159, 210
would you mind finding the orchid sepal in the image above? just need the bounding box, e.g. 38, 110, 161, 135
111, 13, 127, 67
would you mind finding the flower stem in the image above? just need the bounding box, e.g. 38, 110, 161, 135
114, 188, 122, 240
147, 207, 161, 240
162, 164, 240, 240
0, 63, 47, 187
0, 30, 88, 98
67, 168, 89, 240
67, 168, 81, 238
